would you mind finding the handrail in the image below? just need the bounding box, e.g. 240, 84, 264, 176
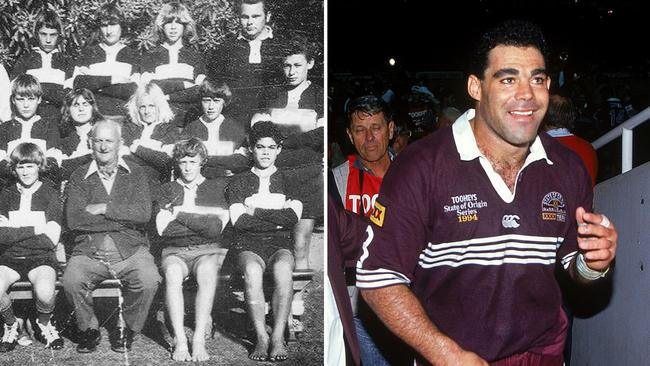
591, 105, 650, 173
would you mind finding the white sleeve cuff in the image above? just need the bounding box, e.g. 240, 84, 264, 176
577, 253, 610, 280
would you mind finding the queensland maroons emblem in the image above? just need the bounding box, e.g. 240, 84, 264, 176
541, 191, 566, 222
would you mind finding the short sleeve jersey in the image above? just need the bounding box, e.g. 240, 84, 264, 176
356, 109, 593, 361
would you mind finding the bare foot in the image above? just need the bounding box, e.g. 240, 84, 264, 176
249, 335, 269, 361
172, 338, 191, 362
191, 340, 210, 362
268, 337, 288, 362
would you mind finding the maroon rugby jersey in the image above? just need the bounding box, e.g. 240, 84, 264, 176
356, 109, 593, 362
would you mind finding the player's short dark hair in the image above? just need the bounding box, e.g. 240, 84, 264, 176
248, 121, 283, 146
345, 95, 393, 128
282, 35, 315, 62
236, 0, 269, 14
96, 3, 124, 26
469, 19, 548, 79
34, 10, 64, 39
199, 79, 232, 106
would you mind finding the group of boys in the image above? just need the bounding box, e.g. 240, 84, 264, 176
0, 0, 319, 363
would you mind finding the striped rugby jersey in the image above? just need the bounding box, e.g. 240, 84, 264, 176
356, 109, 593, 362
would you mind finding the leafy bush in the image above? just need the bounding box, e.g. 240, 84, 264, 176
0, 0, 323, 69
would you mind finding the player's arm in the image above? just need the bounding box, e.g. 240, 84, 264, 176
361, 285, 488, 366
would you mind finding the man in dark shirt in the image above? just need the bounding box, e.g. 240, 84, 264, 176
208, 0, 284, 124
63, 119, 161, 354
358, 20, 618, 365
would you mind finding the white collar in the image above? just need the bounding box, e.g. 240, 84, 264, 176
452, 109, 553, 165
16, 180, 42, 195
15, 115, 41, 124
177, 175, 205, 189
252, 165, 277, 178
452, 109, 553, 203
288, 79, 311, 94
200, 114, 225, 126
33, 47, 59, 56
162, 42, 183, 52
84, 157, 131, 180
238, 26, 274, 42
75, 123, 92, 136
99, 42, 126, 53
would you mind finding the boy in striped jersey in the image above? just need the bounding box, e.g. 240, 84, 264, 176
357, 20, 618, 366
10, 10, 72, 122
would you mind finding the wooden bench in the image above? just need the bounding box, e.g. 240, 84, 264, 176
9, 279, 122, 300
9, 270, 316, 341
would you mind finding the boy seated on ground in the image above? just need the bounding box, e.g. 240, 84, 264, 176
225, 121, 302, 362
154, 137, 229, 362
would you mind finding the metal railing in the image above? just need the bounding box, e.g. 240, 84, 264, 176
591, 106, 650, 173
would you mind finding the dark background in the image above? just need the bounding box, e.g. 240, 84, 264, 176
329, 0, 650, 74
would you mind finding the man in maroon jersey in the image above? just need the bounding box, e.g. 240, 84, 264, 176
357, 20, 618, 366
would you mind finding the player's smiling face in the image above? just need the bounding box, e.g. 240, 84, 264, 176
469, 45, 550, 148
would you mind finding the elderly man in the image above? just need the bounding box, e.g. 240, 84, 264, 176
63, 118, 161, 354
357, 20, 618, 365
331, 95, 405, 366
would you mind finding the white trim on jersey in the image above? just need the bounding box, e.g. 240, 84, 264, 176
561, 250, 578, 269
418, 234, 565, 269
356, 267, 411, 289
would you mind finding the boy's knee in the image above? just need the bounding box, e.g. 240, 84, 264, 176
242, 262, 264, 280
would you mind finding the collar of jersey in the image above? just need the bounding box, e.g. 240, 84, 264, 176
452, 109, 553, 203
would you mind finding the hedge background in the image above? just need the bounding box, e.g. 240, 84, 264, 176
0, 0, 324, 71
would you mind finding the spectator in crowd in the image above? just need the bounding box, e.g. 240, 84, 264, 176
70, 3, 141, 115
331, 95, 407, 366
435, 106, 462, 129
332, 96, 394, 216
58, 88, 104, 181
142, 2, 207, 128
390, 116, 413, 155
183, 79, 249, 179
544, 94, 598, 186
63, 119, 161, 354
0, 143, 63, 352
407, 85, 438, 138
209, 0, 284, 124
358, 20, 617, 365
154, 138, 229, 362
594, 83, 629, 131
225, 121, 302, 362
10, 10, 72, 121
122, 83, 181, 185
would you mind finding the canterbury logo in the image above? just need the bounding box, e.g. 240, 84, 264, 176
502, 215, 520, 228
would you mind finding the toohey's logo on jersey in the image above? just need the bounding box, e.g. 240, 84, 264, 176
348, 193, 378, 215
541, 191, 566, 222
444, 193, 488, 223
